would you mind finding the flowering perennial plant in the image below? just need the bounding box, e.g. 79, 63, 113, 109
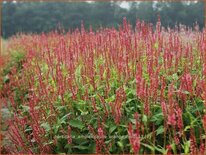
1, 18, 206, 154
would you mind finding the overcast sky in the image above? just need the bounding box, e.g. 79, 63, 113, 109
7, 0, 199, 8
120, 1, 130, 9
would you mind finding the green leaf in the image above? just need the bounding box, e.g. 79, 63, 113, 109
109, 125, 117, 134
65, 144, 72, 149
126, 98, 135, 104
24, 127, 32, 133
183, 91, 190, 95
142, 114, 147, 124
3, 75, 9, 83
88, 142, 96, 153
105, 95, 116, 102
156, 125, 164, 136
69, 119, 84, 129
72, 145, 88, 150
43, 141, 53, 146
80, 111, 89, 116
141, 132, 153, 141
150, 112, 164, 125
154, 145, 167, 154
172, 73, 179, 81
129, 118, 136, 124
41, 122, 51, 131
182, 140, 190, 154
141, 142, 155, 152
171, 142, 177, 154
154, 42, 158, 49
75, 64, 82, 85
60, 113, 70, 122
184, 125, 191, 132
56, 105, 67, 111
117, 141, 124, 150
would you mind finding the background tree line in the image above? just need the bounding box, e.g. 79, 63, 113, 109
2, 1, 205, 38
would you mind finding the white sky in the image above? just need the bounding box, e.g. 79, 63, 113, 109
8, 1, 199, 6
120, 1, 130, 9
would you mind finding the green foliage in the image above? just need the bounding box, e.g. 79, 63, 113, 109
3, 51, 25, 76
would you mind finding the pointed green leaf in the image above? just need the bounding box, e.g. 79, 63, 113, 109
69, 119, 84, 130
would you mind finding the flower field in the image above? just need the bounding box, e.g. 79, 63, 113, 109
1, 18, 206, 154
